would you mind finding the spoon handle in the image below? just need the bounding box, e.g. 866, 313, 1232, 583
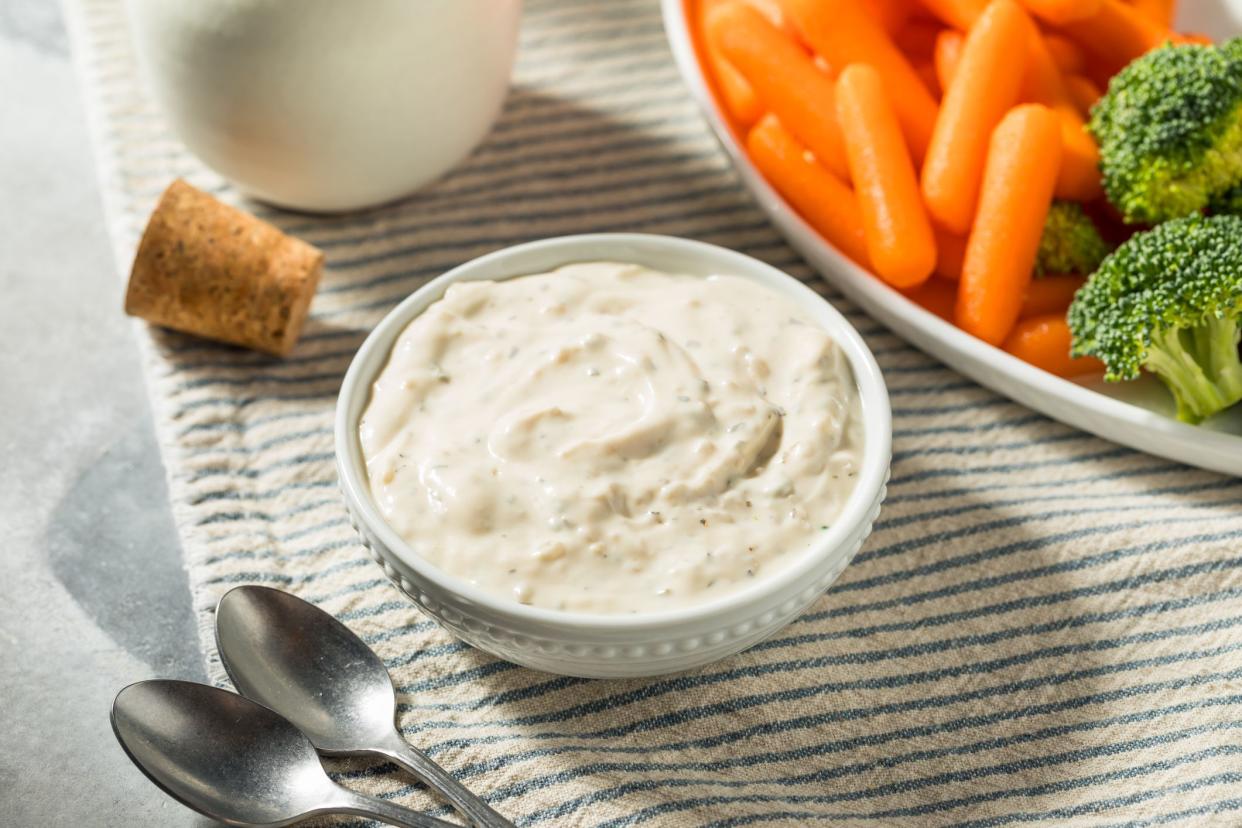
379, 736, 515, 828
329, 784, 460, 828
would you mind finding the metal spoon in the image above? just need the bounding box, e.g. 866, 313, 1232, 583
215, 585, 514, 828
111, 680, 455, 828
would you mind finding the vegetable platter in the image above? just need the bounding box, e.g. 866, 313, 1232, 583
662, 0, 1242, 477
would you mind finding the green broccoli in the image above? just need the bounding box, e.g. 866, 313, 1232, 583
1088, 38, 1242, 224
1035, 201, 1114, 276
1068, 214, 1242, 424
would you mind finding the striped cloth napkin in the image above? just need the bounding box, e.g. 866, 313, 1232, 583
66, 0, 1242, 824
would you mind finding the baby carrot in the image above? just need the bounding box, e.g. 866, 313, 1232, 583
902, 277, 958, 321
1003, 314, 1104, 376
1019, 0, 1101, 25
915, 0, 986, 29
745, 0, 799, 36
956, 103, 1062, 345
933, 29, 963, 92
922, 0, 1033, 235
863, 0, 912, 34
933, 226, 967, 281
1052, 112, 1103, 200
1130, 0, 1176, 27
1043, 34, 1086, 74
694, 0, 762, 126
707, 51, 763, 126
917, 62, 942, 98
746, 114, 871, 267
784, 0, 939, 161
1064, 74, 1102, 114
1020, 32, 1067, 104
709, 2, 850, 179
836, 63, 937, 287
1021, 274, 1086, 318
1058, 0, 1168, 75
1022, 33, 1102, 200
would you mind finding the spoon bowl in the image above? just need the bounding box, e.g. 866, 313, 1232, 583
112, 680, 334, 827
215, 585, 396, 752
111, 680, 453, 828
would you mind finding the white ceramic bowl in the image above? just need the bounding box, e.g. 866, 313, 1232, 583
128, 0, 521, 212
335, 234, 891, 677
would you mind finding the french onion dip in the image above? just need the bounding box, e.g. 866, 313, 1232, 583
360, 262, 863, 613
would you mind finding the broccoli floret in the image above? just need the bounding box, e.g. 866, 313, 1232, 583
1088, 38, 1242, 224
1068, 214, 1242, 423
1035, 201, 1114, 275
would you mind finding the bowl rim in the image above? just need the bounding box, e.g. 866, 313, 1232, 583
335, 233, 891, 632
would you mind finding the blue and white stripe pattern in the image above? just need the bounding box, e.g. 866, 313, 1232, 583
65, 0, 1242, 824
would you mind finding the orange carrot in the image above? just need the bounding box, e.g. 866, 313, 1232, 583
863, 0, 912, 34
1130, 0, 1176, 27
1003, 314, 1104, 376
922, 0, 1033, 235
895, 19, 944, 60
1019, 0, 1101, 25
1059, 0, 1168, 75
746, 114, 871, 267
694, 0, 763, 126
1052, 112, 1103, 200
1043, 34, 1086, 74
956, 103, 1062, 345
709, 2, 851, 179
933, 226, 967, 281
1020, 31, 1067, 103
1021, 274, 1085, 318
1064, 74, 1103, 114
916, 61, 942, 98
902, 277, 958, 321
811, 52, 835, 76
1022, 33, 1102, 200
784, 0, 939, 161
915, 0, 986, 29
933, 29, 963, 92
835, 63, 937, 287
707, 51, 763, 126
745, 0, 794, 29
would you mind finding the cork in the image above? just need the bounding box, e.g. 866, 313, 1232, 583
124, 179, 325, 356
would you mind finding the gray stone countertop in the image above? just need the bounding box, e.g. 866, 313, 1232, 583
0, 3, 211, 824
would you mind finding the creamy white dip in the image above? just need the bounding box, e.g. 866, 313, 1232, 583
360, 262, 863, 613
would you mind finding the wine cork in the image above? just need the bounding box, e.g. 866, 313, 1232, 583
124, 180, 324, 356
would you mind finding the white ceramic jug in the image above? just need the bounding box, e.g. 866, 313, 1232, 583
128, 0, 522, 212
